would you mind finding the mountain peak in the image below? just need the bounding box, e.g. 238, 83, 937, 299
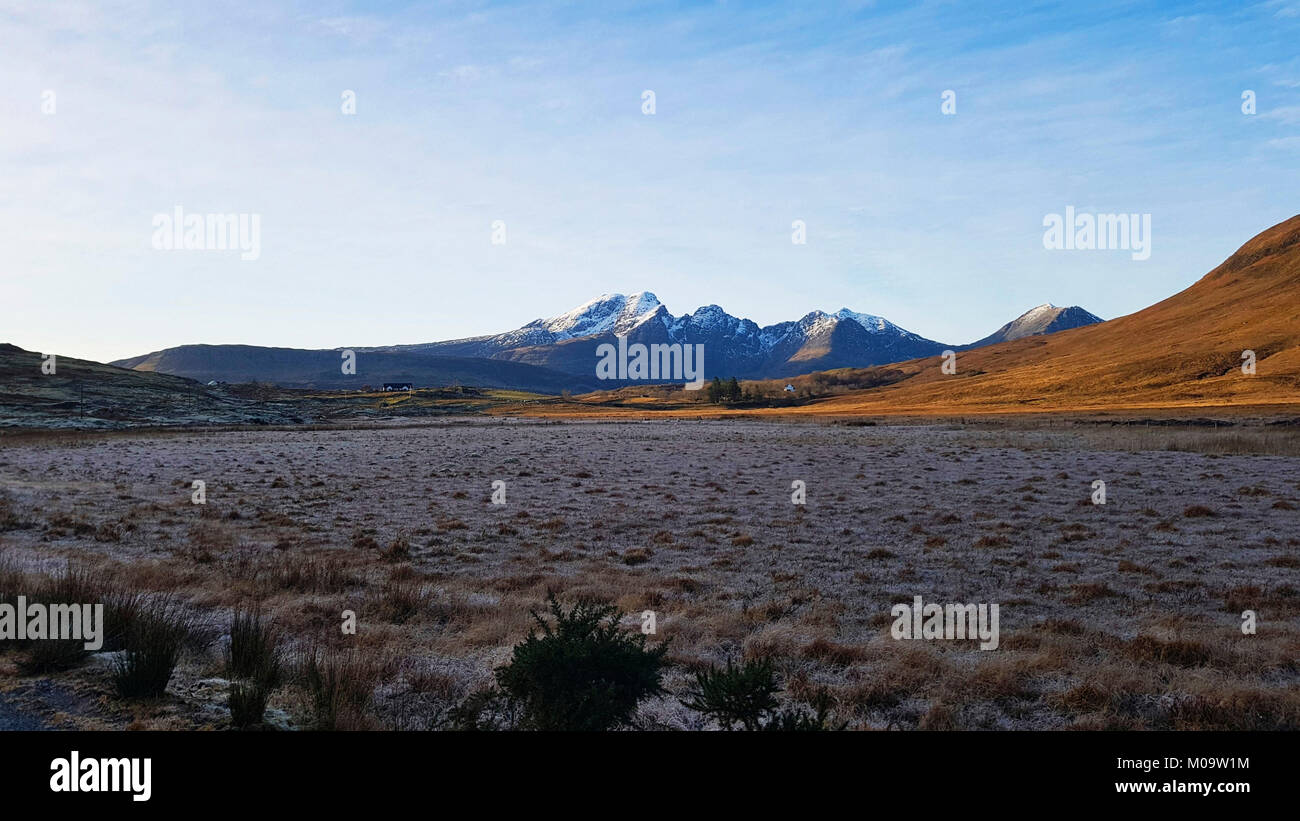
966, 303, 1103, 348
834, 308, 891, 332
538, 292, 665, 340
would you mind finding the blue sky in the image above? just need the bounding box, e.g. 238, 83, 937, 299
2, 0, 1298, 362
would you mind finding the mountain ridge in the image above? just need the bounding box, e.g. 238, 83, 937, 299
113, 344, 598, 393
108, 295, 1103, 389
360, 293, 1101, 381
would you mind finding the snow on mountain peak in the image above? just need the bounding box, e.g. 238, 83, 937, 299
624, 291, 661, 313
834, 308, 891, 332
1009, 304, 1064, 326
540, 292, 665, 339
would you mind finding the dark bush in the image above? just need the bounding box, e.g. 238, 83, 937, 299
0, 551, 24, 597
683, 657, 845, 731
42, 563, 100, 603
682, 657, 779, 730
492, 592, 666, 731
376, 578, 426, 624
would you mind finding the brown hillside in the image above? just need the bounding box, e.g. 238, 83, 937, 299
796, 214, 1300, 415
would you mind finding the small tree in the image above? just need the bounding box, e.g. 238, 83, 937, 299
725, 377, 742, 403
493, 593, 666, 731
706, 377, 724, 404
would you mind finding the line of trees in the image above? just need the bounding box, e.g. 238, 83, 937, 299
705, 377, 743, 404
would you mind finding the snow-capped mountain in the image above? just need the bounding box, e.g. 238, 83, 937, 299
381, 292, 951, 379
113, 292, 1106, 391
541, 291, 666, 339
384, 292, 671, 359
962, 304, 1103, 349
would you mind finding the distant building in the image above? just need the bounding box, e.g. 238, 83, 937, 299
382, 383, 413, 392
783, 384, 796, 392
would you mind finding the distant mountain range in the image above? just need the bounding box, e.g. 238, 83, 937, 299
109, 295, 1102, 391
9, 215, 1298, 427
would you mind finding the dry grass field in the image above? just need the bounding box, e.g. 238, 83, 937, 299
2, 418, 1298, 730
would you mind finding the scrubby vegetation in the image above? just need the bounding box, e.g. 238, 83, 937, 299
297, 647, 387, 731
3, 420, 1300, 732
225, 605, 283, 728
112, 598, 200, 699
455, 593, 666, 731
683, 657, 844, 731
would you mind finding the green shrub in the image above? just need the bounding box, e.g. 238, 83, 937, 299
492, 592, 666, 731
682, 657, 779, 730
683, 657, 845, 731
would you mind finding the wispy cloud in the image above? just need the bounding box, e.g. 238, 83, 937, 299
3, 0, 1299, 360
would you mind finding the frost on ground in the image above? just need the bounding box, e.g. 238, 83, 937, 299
1, 419, 1298, 730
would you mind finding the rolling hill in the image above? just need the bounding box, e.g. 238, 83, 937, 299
112, 344, 596, 393
0, 343, 301, 427
794, 214, 1300, 415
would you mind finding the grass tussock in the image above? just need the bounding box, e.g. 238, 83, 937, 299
226, 605, 282, 686
1125, 635, 1219, 668
113, 597, 202, 699
296, 646, 388, 730
269, 555, 352, 594
18, 638, 88, 675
